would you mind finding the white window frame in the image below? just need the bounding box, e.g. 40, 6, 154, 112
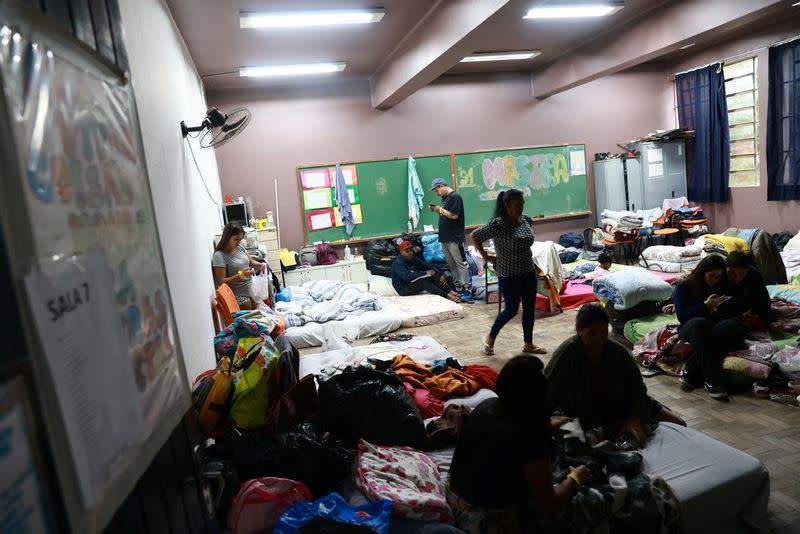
724, 57, 759, 188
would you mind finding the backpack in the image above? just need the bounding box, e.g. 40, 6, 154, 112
227, 477, 313, 534
192, 356, 234, 436
315, 243, 338, 265
299, 246, 318, 266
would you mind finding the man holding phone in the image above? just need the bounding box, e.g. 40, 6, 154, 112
429, 178, 470, 298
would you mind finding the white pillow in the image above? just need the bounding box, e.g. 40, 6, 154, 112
368, 275, 398, 296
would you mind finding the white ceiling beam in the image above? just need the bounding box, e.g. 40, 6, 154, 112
370, 0, 512, 110
532, 0, 787, 99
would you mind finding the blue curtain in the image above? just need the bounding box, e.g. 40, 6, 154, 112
676, 64, 730, 202
767, 39, 800, 200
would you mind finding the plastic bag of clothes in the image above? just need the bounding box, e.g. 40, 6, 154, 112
213, 423, 354, 497
365, 239, 398, 277
421, 233, 446, 263
273, 492, 392, 534
318, 367, 427, 448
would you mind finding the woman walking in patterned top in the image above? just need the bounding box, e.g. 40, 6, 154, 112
472, 189, 546, 355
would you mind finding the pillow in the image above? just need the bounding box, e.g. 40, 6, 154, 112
355, 439, 450, 523
368, 275, 398, 296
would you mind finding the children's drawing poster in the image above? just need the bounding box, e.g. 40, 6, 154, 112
300, 169, 331, 189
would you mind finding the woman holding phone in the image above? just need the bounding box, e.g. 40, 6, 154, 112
673, 255, 741, 400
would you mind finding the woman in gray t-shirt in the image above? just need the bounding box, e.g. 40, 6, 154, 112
212, 222, 265, 309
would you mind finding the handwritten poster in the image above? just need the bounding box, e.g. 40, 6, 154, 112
334, 204, 363, 226
307, 209, 334, 231
300, 169, 330, 189
303, 188, 333, 210
569, 149, 586, 176
328, 165, 358, 185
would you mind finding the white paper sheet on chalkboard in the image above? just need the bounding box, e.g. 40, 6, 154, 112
0, 402, 49, 533
569, 149, 586, 176
24, 249, 144, 507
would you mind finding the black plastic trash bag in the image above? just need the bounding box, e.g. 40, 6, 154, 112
318, 367, 426, 448
213, 422, 353, 497
364, 239, 398, 277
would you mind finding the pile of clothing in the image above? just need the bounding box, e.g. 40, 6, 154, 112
666, 206, 704, 222
700, 234, 750, 257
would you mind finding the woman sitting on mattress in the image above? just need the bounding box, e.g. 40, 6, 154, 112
448, 355, 592, 531
545, 304, 686, 445
673, 254, 743, 400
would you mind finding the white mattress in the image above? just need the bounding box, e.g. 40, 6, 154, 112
284, 309, 402, 349
381, 294, 466, 328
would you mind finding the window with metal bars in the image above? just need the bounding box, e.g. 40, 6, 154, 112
723, 57, 759, 187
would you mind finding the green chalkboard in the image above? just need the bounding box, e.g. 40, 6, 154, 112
453, 144, 589, 227
298, 155, 454, 243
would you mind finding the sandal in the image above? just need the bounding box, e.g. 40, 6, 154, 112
522, 344, 547, 355
482, 336, 495, 356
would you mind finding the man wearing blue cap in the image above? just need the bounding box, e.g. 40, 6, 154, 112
429, 178, 470, 297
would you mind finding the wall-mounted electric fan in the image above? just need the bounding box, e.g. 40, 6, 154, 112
180, 107, 251, 149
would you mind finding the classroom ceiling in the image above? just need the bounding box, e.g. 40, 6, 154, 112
167, 0, 795, 105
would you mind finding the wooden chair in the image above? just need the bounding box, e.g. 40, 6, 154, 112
215, 283, 240, 327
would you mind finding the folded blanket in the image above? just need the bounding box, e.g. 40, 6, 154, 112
592, 268, 674, 310
641, 245, 702, 263
639, 258, 699, 273
704, 234, 750, 254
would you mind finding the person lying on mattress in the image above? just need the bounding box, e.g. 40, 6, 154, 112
447, 355, 593, 531
390, 240, 462, 303
545, 304, 686, 444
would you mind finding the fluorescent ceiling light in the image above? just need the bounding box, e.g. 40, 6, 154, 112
239, 62, 347, 78
679, 43, 695, 50
524, 3, 623, 19
461, 50, 541, 63
240, 9, 384, 29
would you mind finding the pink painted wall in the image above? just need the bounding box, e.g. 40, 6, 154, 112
208, 69, 674, 250
668, 16, 800, 235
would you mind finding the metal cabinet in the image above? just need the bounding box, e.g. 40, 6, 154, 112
636, 140, 687, 209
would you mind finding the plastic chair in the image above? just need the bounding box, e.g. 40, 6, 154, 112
215, 283, 240, 326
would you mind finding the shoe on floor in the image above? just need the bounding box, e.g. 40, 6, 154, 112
704, 381, 728, 400
679, 372, 701, 391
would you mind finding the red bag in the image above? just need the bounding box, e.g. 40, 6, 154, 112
315, 243, 338, 265
227, 477, 313, 534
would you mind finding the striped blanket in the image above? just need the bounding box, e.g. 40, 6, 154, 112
275, 280, 383, 327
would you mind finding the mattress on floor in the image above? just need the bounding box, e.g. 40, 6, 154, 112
767, 284, 800, 306
284, 309, 402, 349
381, 294, 465, 328
641, 423, 769, 534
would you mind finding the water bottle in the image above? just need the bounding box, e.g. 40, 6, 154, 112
344, 245, 352, 262
266, 210, 274, 227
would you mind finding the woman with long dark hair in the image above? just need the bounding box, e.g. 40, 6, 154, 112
545, 304, 685, 447
471, 189, 544, 355
212, 222, 265, 309
673, 254, 741, 400
448, 355, 592, 531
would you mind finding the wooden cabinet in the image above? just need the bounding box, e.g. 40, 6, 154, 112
283, 259, 368, 287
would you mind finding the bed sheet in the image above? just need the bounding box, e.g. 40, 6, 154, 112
284, 309, 402, 349
381, 294, 465, 327
767, 284, 800, 306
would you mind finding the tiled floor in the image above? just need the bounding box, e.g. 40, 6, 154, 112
302, 304, 800, 532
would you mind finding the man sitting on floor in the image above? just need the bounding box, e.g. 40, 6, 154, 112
391, 240, 462, 302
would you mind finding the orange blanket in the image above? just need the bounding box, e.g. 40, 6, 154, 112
390, 355, 483, 400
